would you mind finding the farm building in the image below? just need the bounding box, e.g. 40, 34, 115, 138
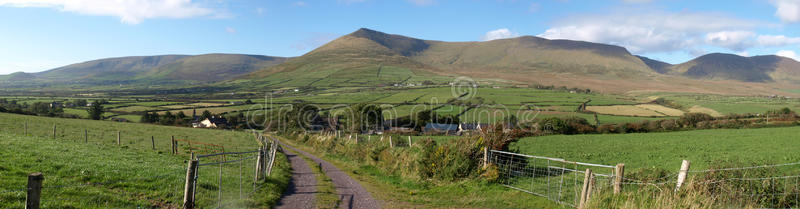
193, 117, 228, 128
458, 123, 487, 132
424, 123, 459, 135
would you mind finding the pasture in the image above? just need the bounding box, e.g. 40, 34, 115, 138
0, 129, 289, 208
510, 126, 800, 171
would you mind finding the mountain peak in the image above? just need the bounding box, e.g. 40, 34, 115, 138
340, 28, 429, 56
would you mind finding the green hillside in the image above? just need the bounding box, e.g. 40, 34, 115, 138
5, 54, 288, 87
247, 28, 657, 88
667, 53, 800, 83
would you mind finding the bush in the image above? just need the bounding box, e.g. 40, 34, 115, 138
659, 119, 678, 131
622, 122, 645, 133
678, 113, 714, 128
564, 117, 595, 134
597, 124, 618, 134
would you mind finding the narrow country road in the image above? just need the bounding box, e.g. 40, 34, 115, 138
274, 147, 317, 209
276, 138, 381, 209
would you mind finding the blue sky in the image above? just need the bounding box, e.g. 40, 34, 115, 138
0, 0, 799, 74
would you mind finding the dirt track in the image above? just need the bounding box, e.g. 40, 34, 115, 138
277, 139, 381, 209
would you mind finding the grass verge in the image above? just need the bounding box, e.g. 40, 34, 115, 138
277, 135, 564, 208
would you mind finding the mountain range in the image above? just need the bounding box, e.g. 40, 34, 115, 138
2, 28, 799, 95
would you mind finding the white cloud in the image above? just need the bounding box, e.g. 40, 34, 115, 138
0, 0, 213, 24
736, 51, 750, 57
406, 0, 436, 6
771, 0, 800, 23
539, 11, 759, 54
704, 30, 755, 51
757, 35, 800, 47
293, 1, 307, 7
482, 28, 519, 41
777, 50, 798, 60
225, 27, 236, 34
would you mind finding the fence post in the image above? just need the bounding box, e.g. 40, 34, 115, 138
255, 147, 263, 181
52, 124, 56, 139
267, 142, 277, 178
614, 163, 625, 194
117, 131, 121, 145
84, 129, 87, 143
171, 136, 176, 155
26, 172, 43, 209
579, 168, 593, 209
183, 160, 198, 209
675, 160, 691, 191
408, 136, 412, 146
483, 147, 489, 169
389, 136, 393, 148
24, 121, 27, 135
151, 136, 155, 150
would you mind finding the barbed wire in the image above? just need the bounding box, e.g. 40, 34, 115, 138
41, 168, 185, 190
0, 187, 26, 194
689, 161, 800, 173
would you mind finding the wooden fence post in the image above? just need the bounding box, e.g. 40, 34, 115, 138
614, 163, 625, 194
26, 172, 43, 209
255, 147, 263, 181
84, 129, 87, 143
675, 160, 691, 191
579, 169, 594, 209
267, 142, 278, 178
24, 121, 27, 136
408, 136, 412, 146
117, 131, 121, 145
389, 136, 393, 148
483, 147, 489, 169
183, 160, 198, 209
52, 124, 56, 139
151, 136, 155, 150
171, 136, 176, 155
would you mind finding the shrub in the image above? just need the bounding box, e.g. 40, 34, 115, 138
622, 122, 645, 133
597, 124, 618, 134
564, 117, 595, 134
678, 113, 714, 128
659, 119, 678, 131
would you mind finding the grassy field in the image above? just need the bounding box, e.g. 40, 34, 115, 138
510, 126, 800, 171
0, 112, 259, 152
0, 130, 290, 208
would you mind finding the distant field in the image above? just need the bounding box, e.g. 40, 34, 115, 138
510, 126, 800, 171
646, 93, 800, 115
0, 112, 258, 151
111, 105, 164, 113
157, 105, 254, 116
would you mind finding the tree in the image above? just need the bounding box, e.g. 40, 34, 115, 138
73, 99, 87, 107
201, 110, 213, 120
87, 101, 104, 120
161, 111, 175, 125
245, 99, 253, 104
346, 103, 383, 132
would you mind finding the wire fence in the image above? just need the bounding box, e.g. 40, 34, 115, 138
489, 150, 617, 207
628, 160, 800, 208
491, 149, 800, 208
0, 119, 270, 208
192, 136, 278, 208
0, 119, 258, 154
0, 166, 187, 208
